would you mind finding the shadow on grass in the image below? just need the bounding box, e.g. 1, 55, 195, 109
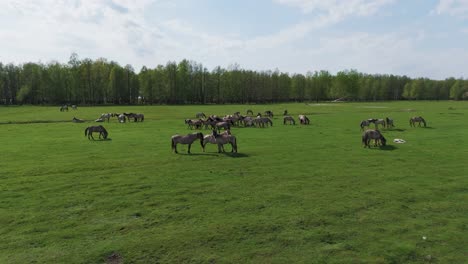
176, 152, 219, 156
220, 152, 249, 158
387, 128, 406, 132
379, 145, 397, 151
89, 138, 112, 142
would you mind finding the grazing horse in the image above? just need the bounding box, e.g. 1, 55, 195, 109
374, 119, 386, 129
196, 112, 206, 118
246, 109, 254, 115
386, 117, 394, 128
362, 129, 386, 148
215, 121, 231, 132
283, 110, 288, 116
185, 119, 203, 129
85, 125, 108, 140
71, 105, 77, 110
60, 105, 68, 112
171, 132, 204, 154
211, 130, 237, 153
202, 130, 231, 152
72, 117, 85, 123
100, 113, 112, 122
283, 116, 296, 125
360, 120, 371, 131
255, 117, 273, 128
298, 115, 310, 125
118, 114, 126, 123
134, 113, 144, 122
410, 116, 426, 127
264, 110, 273, 118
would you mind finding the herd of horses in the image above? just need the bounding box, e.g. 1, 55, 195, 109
360, 116, 427, 148
63, 105, 428, 151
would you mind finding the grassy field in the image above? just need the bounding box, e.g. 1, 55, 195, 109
0, 101, 467, 263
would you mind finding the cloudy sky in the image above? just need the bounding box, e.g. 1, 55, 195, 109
0, 0, 467, 79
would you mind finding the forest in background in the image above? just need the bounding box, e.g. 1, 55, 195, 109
1, 53, 467, 105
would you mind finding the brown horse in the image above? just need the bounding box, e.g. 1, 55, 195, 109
85, 125, 108, 140
362, 129, 386, 148
202, 130, 231, 152
171, 132, 204, 154
211, 130, 237, 153
410, 116, 426, 127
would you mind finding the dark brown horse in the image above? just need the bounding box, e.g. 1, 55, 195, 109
85, 125, 108, 140
410, 116, 426, 127
362, 129, 386, 148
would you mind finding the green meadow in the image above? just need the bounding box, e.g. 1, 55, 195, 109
0, 101, 467, 263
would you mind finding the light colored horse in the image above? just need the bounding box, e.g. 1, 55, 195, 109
206, 130, 237, 153
410, 116, 426, 127
202, 130, 231, 152
283, 116, 296, 125
60, 105, 68, 112
299, 115, 310, 125
71, 105, 77, 110
362, 129, 386, 148
171, 132, 204, 154
196, 112, 206, 118
100, 113, 112, 122
374, 119, 386, 129
118, 114, 126, 123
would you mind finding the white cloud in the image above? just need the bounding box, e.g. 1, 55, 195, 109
434, 0, 468, 18
274, 0, 395, 16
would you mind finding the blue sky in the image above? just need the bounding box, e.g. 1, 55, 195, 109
0, 0, 467, 79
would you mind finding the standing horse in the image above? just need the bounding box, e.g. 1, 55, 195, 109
134, 113, 144, 122
386, 117, 394, 128
85, 125, 108, 140
298, 115, 310, 125
100, 113, 112, 122
410, 116, 426, 127
255, 117, 273, 127
118, 114, 126, 123
283, 116, 296, 125
264, 110, 274, 118
171, 132, 204, 154
202, 130, 231, 152
60, 105, 68, 112
362, 129, 386, 148
211, 130, 237, 153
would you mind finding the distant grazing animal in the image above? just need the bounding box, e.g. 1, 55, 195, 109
185, 119, 203, 129
410, 116, 426, 127
134, 113, 144, 122
60, 105, 68, 112
118, 114, 126, 123
298, 115, 310, 125
374, 119, 386, 129
283, 116, 295, 125
264, 110, 273, 118
85, 125, 108, 140
71, 105, 77, 110
196, 112, 206, 118
215, 121, 231, 132
211, 130, 237, 153
360, 120, 371, 131
171, 132, 204, 154
100, 113, 112, 122
255, 117, 273, 127
362, 129, 386, 148
246, 109, 254, 115
386, 117, 394, 128
283, 110, 288, 116
72, 117, 85, 123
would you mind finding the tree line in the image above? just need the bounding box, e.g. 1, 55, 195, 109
1, 54, 467, 105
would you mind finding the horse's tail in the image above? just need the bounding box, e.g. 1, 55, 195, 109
421, 117, 426, 127
84, 127, 89, 136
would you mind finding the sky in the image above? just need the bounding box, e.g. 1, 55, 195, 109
0, 0, 467, 79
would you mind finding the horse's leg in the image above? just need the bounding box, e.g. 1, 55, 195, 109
188, 143, 191, 154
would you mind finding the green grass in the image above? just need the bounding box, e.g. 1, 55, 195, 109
0, 101, 467, 263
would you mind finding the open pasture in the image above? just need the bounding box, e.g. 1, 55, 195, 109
0, 101, 467, 263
